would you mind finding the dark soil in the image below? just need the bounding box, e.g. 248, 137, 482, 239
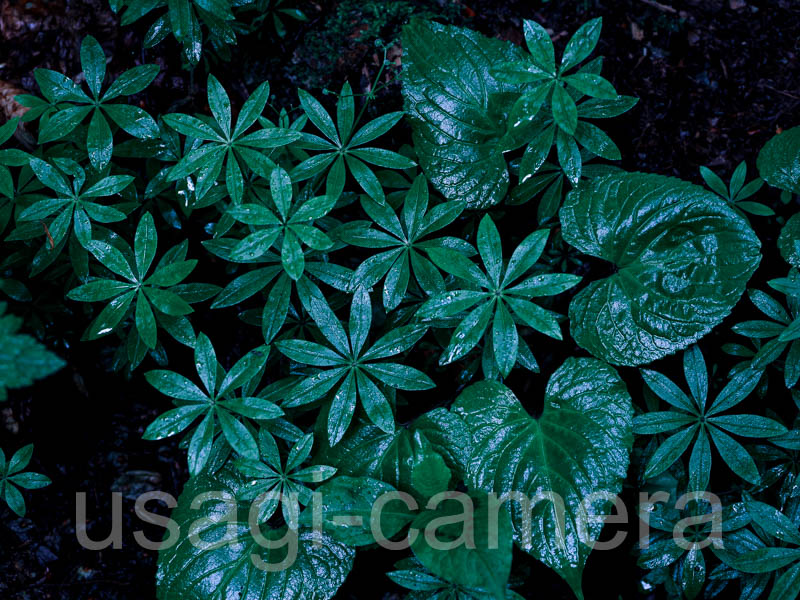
1, 0, 799, 599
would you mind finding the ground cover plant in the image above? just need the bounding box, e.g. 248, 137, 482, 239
1, 1, 800, 599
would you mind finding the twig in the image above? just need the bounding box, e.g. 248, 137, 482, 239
640, 0, 678, 13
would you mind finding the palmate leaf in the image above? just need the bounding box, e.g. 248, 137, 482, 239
156, 466, 354, 600
277, 288, 433, 445
561, 172, 761, 366
0, 444, 51, 517
401, 19, 527, 209
452, 357, 633, 599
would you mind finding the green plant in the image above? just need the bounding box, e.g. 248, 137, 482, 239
635, 345, 786, 490
417, 214, 580, 378
701, 161, 770, 216
2, 11, 800, 600
275, 286, 434, 445
16, 36, 159, 171
0, 445, 50, 517
142, 333, 277, 474
66, 212, 218, 367
163, 76, 300, 204
110, 0, 238, 64
292, 81, 415, 204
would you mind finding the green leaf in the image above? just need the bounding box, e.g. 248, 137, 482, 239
156, 467, 354, 599
402, 19, 526, 209
142, 405, 205, 440
757, 125, 800, 194
194, 333, 217, 396
86, 290, 136, 338
207, 75, 231, 138
103, 104, 158, 138
218, 346, 268, 397
328, 371, 357, 445
523, 19, 556, 74
28, 158, 72, 196
67, 280, 133, 302
683, 345, 708, 410
362, 363, 434, 391
80, 36, 106, 98
349, 112, 403, 147
87, 109, 113, 170
563, 73, 617, 100
743, 494, 800, 546
477, 214, 503, 286
317, 409, 470, 495
778, 213, 800, 268
708, 425, 760, 484
769, 562, 800, 600
188, 412, 215, 475
492, 301, 518, 377
345, 155, 384, 204
643, 425, 697, 479
135, 212, 158, 279
217, 408, 258, 459
83, 174, 134, 198
298, 89, 339, 145
440, 300, 493, 364
86, 240, 136, 283
452, 358, 633, 599
552, 85, 578, 135
336, 82, 355, 142
145, 369, 209, 403
700, 166, 729, 199
719, 547, 800, 574
276, 340, 346, 366
103, 64, 160, 100
561, 173, 761, 366
234, 81, 270, 137
135, 291, 157, 348
560, 17, 602, 73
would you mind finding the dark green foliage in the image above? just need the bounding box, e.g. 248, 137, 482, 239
2, 9, 800, 600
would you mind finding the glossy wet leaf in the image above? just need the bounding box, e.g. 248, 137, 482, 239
561, 172, 761, 366
757, 126, 800, 194
156, 466, 354, 600
402, 19, 526, 208
452, 357, 633, 599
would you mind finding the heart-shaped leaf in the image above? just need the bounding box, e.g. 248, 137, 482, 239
561, 172, 761, 366
156, 467, 354, 600
452, 357, 633, 599
401, 19, 527, 209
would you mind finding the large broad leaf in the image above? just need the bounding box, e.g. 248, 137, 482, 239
778, 213, 800, 268
757, 126, 800, 194
156, 467, 354, 600
560, 172, 761, 366
401, 19, 526, 209
452, 357, 633, 599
